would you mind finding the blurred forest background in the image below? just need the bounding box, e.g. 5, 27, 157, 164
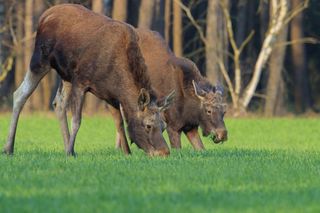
0, 0, 319, 116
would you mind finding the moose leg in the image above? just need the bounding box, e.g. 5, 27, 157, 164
167, 127, 182, 149
114, 132, 121, 149
53, 80, 72, 152
185, 128, 205, 150
4, 69, 49, 154
108, 104, 131, 155
66, 86, 85, 156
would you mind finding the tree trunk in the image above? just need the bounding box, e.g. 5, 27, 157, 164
0, 0, 13, 105
151, 0, 165, 36
274, 77, 286, 115
259, 0, 269, 43
206, 1, 221, 84
173, 0, 182, 56
164, 0, 171, 43
92, 0, 104, 14
14, 2, 24, 90
235, 0, 247, 47
265, 26, 288, 116
24, 0, 36, 111
241, 0, 288, 109
112, 0, 127, 21
0, 0, 4, 70
221, 0, 229, 73
138, 0, 154, 29
291, 0, 310, 113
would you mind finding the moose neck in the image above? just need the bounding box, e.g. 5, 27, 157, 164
119, 89, 141, 121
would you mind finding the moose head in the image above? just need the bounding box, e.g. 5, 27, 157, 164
127, 89, 175, 156
192, 80, 228, 143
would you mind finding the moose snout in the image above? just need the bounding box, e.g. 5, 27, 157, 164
149, 147, 170, 157
214, 128, 228, 143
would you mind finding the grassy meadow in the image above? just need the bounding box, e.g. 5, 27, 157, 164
0, 113, 319, 212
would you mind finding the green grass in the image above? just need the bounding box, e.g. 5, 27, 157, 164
0, 113, 320, 213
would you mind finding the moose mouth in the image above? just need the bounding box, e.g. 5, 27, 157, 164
208, 133, 224, 144
202, 130, 225, 144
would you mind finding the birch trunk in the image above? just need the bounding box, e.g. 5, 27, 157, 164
138, 0, 154, 29
205, 1, 220, 84
241, 0, 288, 108
164, 0, 171, 43
112, 0, 127, 21
173, 0, 182, 56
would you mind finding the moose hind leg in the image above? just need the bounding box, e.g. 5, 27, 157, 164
66, 87, 85, 156
53, 80, 72, 152
4, 69, 49, 154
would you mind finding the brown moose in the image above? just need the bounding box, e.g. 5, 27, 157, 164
119, 29, 228, 150
53, 27, 227, 151
3, 4, 174, 156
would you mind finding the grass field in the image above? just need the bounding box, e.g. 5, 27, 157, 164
0, 113, 320, 213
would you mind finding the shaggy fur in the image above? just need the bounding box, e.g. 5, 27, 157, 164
4, 4, 170, 156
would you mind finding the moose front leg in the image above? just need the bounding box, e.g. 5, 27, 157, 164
167, 127, 182, 149
184, 128, 205, 151
108, 104, 131, 155
114, 132, 121, 149
67, 86, 85, 156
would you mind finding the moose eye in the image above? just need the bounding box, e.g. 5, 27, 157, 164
206, 110, 212, 115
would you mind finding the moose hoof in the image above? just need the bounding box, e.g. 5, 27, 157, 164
170, 144, 182, 149
66, 150, 77, 157
3, 147, 13, 155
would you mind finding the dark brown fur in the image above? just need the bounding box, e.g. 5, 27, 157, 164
134, 29, 228, 149
4, 4, 170, 156
56, 28, 227, 151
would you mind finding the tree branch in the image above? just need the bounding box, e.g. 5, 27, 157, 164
239, 30, 255, 53
217, 60, 236, 104
241, 0, 289, 108
275, 37, 319, 47
220, 2, 242, 98
284, 0, 309, 25
175, 0, 208, 46
0, 55, 14, 82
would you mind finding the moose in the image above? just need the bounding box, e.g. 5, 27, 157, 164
3, 4, 174, 156
116, 29, 228, 150
53, 27, 228, 151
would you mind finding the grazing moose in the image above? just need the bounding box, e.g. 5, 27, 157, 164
123, 29, 228, 150
54, 28, 227, 151
3, 4, 173, 156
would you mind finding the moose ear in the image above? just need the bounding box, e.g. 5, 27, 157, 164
158, 90, 176, 112
138, 88, 150, 111
192, 80, 206, 100
215, 85, 224, 95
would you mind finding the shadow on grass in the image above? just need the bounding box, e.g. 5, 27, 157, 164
1, 182, 320, 213
1, 146, 319, 162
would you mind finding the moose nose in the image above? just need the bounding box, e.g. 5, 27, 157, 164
216, 128, 228, 142
149, 147, 170, 157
